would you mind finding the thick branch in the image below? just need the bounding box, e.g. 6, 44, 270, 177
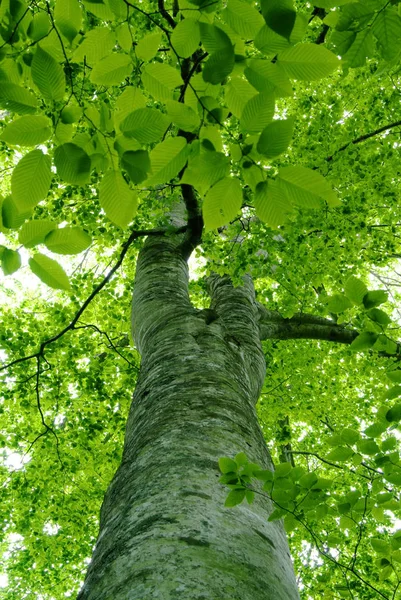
326, 120, 401, 161
158, 0, 176, 29
258, 305, 358, 344
180, 183, 203, 258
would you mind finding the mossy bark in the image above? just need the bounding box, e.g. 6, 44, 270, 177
77, 237, 299, 600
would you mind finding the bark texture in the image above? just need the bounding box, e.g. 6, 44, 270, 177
77, 236, 299, 599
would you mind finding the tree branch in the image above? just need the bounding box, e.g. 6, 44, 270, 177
158, 0, 176, 28
258, 305, 358, 344
326, 120, 401, 161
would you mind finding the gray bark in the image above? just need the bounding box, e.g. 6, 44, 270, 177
77, 236, 300, 599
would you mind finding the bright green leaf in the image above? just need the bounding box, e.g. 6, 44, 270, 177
44, 227, 92, 255
54, 143, 91, 185
99, 170, 138, 228
11, 150, 52, 211
203, 177, 243, 230
19, 220, 57, 248
0, 115, 52, 146
31, 46, 66, 101
277, 43, 340, 81
29, 253, 71, 291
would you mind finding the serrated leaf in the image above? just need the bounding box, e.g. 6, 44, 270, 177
90, 53, 132, 86
277, 43, 339, 81
327, 294, 353, 313
116, 22, 132, 52
326, 447, 354, 462
73, 27, 115, 63
341, 428, 360, 444
44, 227, 91, 255
142, 63, 183, 101
386, 371, 401, 384
244, 60, 293, 97
54, 143, 91, 185
350, 332, 378, 352
2, 196, 32, 229
19, 220, 57, 248
225, 489, 246, 507
0, 115, 52, 146
136, 31, 163, 61
277, 166, 338, 208
147, 138, 189, 186
54, 0, 82, 43
373, 8, 401, 61
344, 276, 368, 305
1, 249, 21, 275
165, 100, 201, 133
344, 30, 374, 68
171, 19, 201, 58
371, 538, 391, 554
357, 439, 379, 456
199, 23, 232, 53
29, 253, 71, 291
219, 457, 238, 474
255, 25, 291, 56
120, 108, 170, 144
265, 8, 296, 41
364, 422, 388, 438
254, 180, 293, 227
11, 150, 52, 211
0, 83, 38, 115
203, 177, 243, 230
121, 150, 151, 184
363, 290, 388, 309
115, 87, 147, 131
224, 77, 256, 119
241, 92, 275, 134
27, 12, 51, 42
202, 47, 235, 85
99, 170, 137, 228
257, 118, 294, 157
367, 308, 391, 326
222, 0, 265, 40
31, 46, 65, 101
181, 151, 229, 195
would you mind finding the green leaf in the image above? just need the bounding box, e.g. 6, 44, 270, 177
44, 227, 92, 255
121, 151, 151, 185
350, 332, 378, 352
136, 31, 163, 62
327, 294, 353, 313
1, 249, 21, 275
257, 118, 294, 158
199, 23, 232, 53
326, 447, 354, 462
11, 150, 52, 211
142, 63, 183, 101
0, 83, 38, 115
357, 439, 379, 456
373, 8, 401, 61
54, 0, 82, 43
19, 220, 57, 248
120, 108, 170, 144
254, 180, 293, 227
73, 27, 115, 63
277, 166, 338, 208
343, 30, 374, 68
147, 138, 189, 186
202, 47, 235, 85
277, 43, 340, 81
386, 371, 401, 384
225, 489, 246, 507
54, 143, 91, 185
371, 538, 391, 555
363, 290, 388, 309
341, 428, 360, 444
203, 177, 243, 230
268, 508, 287, 521
364, 422, 388, 438
222, 0, 265, 40
2, 196, 32, 229
90, 54, 132, 86
244, 60, 293, 97
99, 170, 138, 228
275, 462, 292, 478
0, 115, 52, 146
219, 457, 238, 473
165, 100, 200, 133
255, 25, 291, 56
314, 0, 356, 6
241, 92, 275, 134
171, 19, 201, 58
27, 12, 51, 42
234, 452, 248, 467
299, 472, 318, 488
29, 253, 71, 291
367, 308, 391, 326
344, 276, 368, 305
31, 46, 66, 101
181, 151, 229, 195
265, 8, 297, 41
384, 386, 401, 400
224, 77, 256, 119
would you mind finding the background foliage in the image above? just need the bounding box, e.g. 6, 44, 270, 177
1, 0, 401, 598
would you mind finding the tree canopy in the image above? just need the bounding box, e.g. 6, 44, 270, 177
2, 0, 401, 598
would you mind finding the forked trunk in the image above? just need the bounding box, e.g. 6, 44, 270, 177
77, 237, 299, 599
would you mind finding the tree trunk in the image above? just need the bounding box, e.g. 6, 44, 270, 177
77, 237, 300, 599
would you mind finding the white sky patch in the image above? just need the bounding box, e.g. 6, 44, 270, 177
1, 448, 31, 471
188, 250, 206, 280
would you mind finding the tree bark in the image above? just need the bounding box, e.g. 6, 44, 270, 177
77, 236, 299, 599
